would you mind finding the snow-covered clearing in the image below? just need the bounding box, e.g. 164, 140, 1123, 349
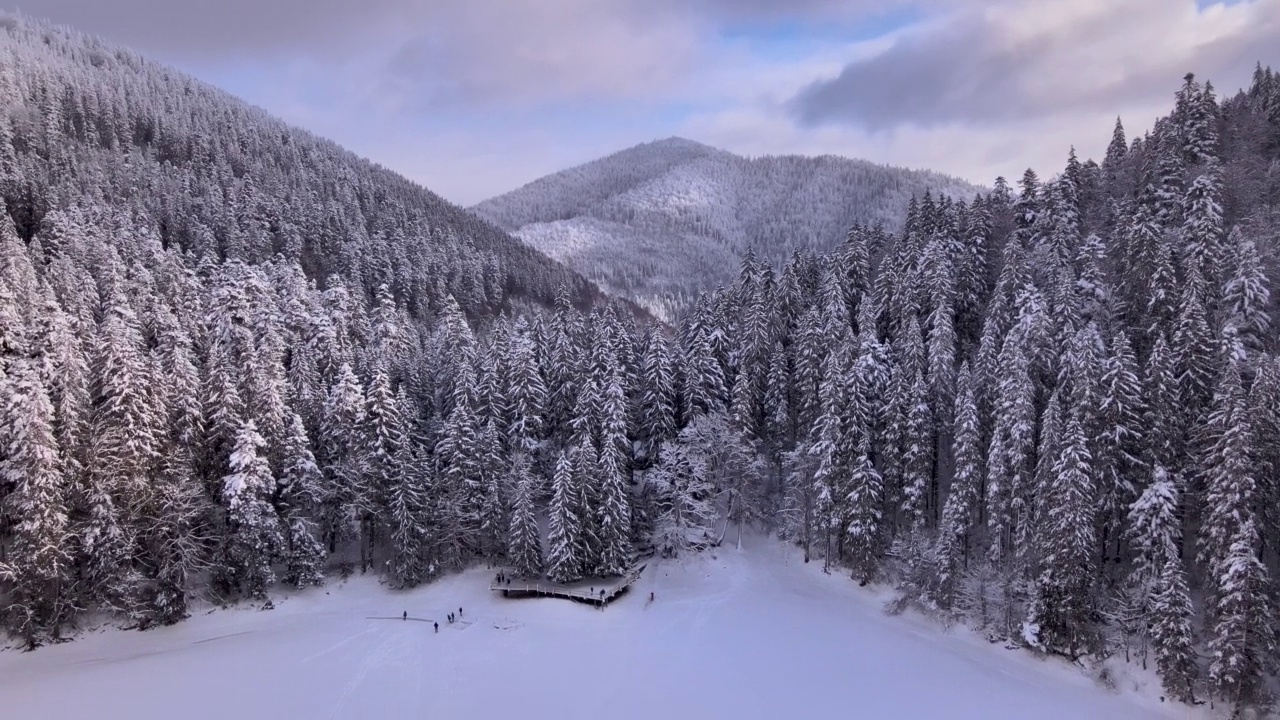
1, 537, 1197, 719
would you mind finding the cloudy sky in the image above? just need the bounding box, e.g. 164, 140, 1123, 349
20, 0, 1280, 205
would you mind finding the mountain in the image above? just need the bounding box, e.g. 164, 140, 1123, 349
473, 137, 983, 319
0, 13, 650, 642
0, 13, 630, 322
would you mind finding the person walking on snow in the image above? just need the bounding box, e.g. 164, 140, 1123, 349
403, 611, 407, 621
434, 622, 438, 633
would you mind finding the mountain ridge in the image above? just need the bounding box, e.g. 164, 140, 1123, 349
473, 137, 984, 320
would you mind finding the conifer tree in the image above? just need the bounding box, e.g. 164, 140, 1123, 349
1150, 554, 1197, 703
506, 319, 547, 454
0, 358, 72, 646
319, 363, 368, 553
1207, 518, 1274, 708
1222, 227, 1271, 352
932, 364, 981, 608
546, 450, 581, 583
1181, 166, 1225, 292
277, 411, 325, 588
507, 454, 543, 578
1027, 414, 1096, 657
220, 420, 283, 599
596, 364, 634, 575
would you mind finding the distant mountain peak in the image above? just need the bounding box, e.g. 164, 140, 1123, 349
473, 140, 982, 321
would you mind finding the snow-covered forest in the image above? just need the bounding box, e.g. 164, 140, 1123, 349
0, 15, 633, 640
473, 137, 981, 320
4, 9, 1280, 716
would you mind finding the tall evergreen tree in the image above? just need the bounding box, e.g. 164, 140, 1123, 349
0, 358, 72, 646
220, 420, 282, 599
507, 453, 543, 578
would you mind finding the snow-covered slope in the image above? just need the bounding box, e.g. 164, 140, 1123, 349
0, 536, 1192, 720
474, 138, 983, 320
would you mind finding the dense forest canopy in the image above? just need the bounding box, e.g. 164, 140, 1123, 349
4, 8, 1280, 716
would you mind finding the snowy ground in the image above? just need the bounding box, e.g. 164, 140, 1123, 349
1, 536, 1201, 720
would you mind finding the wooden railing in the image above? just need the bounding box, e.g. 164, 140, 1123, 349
489, 564, 646, 605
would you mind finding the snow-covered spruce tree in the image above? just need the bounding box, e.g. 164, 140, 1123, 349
1181, 164, 1226, 293
219, 421, 283, 600
277, 411, 326, 588
1150, 553, 1197, 703
931, 363, 982, 610
435, 361, 483, 563
1198, 361, 1255, 602
1198, 360, 1275, 707
507, 454, 543, 578
364, 367, 406, 567
83, 289, 161, 611
387, 440, 430, 588
637, 324, 677, 465
143, 443, 207, 627
505, 318, 547, 455
595, 365, 634, 576
319, 362, 369, 556
1128, 468, 1197, 702
1094, 330, 1144, 558
984, 299, 1038, 565
809, 339, 852, 566
650, 435, 717, 558
477, 420, 507, 559
1025, 413, 1096, 658
0, 358, 73, 647
1171, 279, 1218, 419
1221, 227, 1271, 353
845, 439, 884, 585
546, 450, 582, 583
572, 431, 602, 576
1207, 517, 1274, 709
1142, 333, 1181, 471
900, 369, 934, 534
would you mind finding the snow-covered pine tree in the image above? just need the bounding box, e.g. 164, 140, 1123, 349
1207, 517, 1275, 708
637, 325, 677, 464
1026, 413, 1096, 657
595, 362, 634, 576
506, 318, 547, 455
1221, 227, 1271, 353
651, 431, 718, 558
985, 298, 1038, 564
476, 419, 507, 559
388, 440, 430, 588
220, 420, 283, 599
507, 453, 543, 578
932, 363, 981, 609
1181, 165, 1225, 293
319, 362, 369, 555
1128, 468, 1197, 702
1150, 553, 1197, 703
277, 411, 326, 588
0, 358, 73, 646
546, 450, 582, 583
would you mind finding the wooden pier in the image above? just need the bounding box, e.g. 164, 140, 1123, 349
489, 564, 646, 607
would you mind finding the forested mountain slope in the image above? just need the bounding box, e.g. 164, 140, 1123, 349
473, 137, 982, 319
0, 14, 636, 642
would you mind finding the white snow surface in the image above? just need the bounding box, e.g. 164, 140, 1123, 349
1, 536, 1197, 720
